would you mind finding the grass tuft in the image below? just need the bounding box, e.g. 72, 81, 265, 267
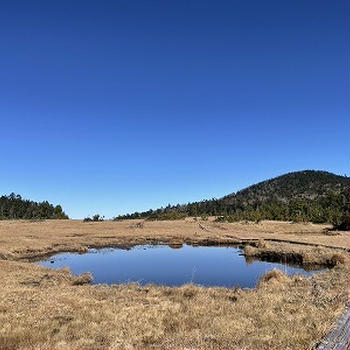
258, 268, 289, 285
72, 272, 93, 285
331, 253, 347, 266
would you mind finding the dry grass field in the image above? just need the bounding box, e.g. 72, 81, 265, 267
0, 219, 349, 349
0, 218, 348, 260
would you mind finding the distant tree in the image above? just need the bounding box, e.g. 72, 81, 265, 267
0, 193, 68, 220
83, 214, 104, 222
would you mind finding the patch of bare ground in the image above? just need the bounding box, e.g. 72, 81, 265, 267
0, 219, 349, 349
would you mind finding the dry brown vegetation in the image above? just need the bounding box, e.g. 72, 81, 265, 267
243, 241, 349, 268
0, 219, 349, 349
0, 219, 348, 261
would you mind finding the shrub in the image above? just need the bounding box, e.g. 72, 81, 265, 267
146, 211, 187, 221
214, 216, 226, 222
200, 214, 208, 221
83, 214, 104, 222
331, 212, 350, 231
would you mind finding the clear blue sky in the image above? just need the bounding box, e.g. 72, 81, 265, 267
1, 0, 349, 218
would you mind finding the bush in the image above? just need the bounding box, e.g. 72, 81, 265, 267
214, 216, 227, 222
214, 215, 237, 223
83, 214, 104, 222
146, 211, 187, 221
200, 214, 208, 221
331, 211, 350, 231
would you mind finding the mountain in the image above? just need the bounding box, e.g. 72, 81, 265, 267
221, 170, 349, 206
0, 193, 69, 220
114, 170, 350, 229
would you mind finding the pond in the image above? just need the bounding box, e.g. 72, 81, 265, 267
38, 244, 321, 288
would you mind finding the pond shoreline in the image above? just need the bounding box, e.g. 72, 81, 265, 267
37, 244, 323, 288
17, 237, 347, 271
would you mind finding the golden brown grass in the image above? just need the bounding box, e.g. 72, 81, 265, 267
243, 241, 349, 268
0, 219, 349, 349
0, 219, 348, 261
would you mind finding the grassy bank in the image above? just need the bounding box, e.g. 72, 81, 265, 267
243, 240, 348, 268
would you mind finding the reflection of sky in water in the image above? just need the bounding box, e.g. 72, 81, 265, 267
38, 244, 322, 288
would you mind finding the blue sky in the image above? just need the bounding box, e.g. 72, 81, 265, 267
1, 0, 349, 218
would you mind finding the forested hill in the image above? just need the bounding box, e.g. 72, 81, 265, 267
0, 193, 68, 220
221, 170, 350, 206
114, 170, 350, 229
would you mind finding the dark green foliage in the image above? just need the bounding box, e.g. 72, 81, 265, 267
83, 214, 104, 222
114, 208, 187, 221
146, 211, 187, 221
0, 193, 68, 220
114, 170, 350, 228
327, 187, 350, 230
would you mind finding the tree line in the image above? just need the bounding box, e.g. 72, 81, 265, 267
0, 193, 68, 220
114, 188, 350, 230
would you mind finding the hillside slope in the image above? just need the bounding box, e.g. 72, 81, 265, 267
115, 170, 350, 228
222, 170, 349, 206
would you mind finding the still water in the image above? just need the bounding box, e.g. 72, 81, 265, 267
38, 244, 320, 288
